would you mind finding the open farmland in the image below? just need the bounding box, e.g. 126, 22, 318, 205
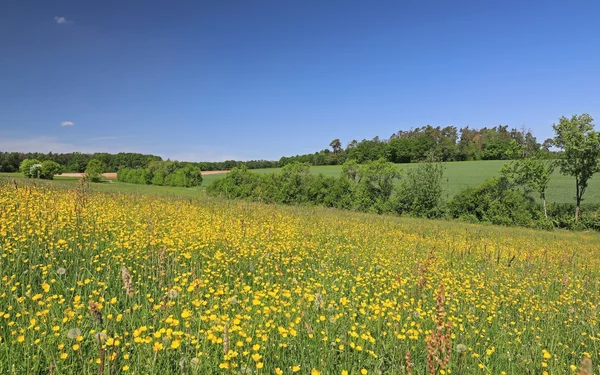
0, 181, 598, 374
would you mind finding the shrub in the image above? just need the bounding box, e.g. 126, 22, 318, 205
40, 160, 63, 180
117, 168, 153, 184
306, 174, 353, 209
86, 159, 107, 183
208, 163, 353, 208
272, 163, 311, 204
118, 161, 202, 188
207, 166, 261, 199
164, 165, 202, 187
395, 162, 445, 218
448, 177, 537, 227
546, 203, 600, 230
151, 170, 166, 185
343, 159, 400, 213
19, 159, 42, 178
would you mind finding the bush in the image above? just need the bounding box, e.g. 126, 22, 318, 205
86, 159, 107, 183
151, 170, 166, 185
546, 203, 600, 230
395, 162, 445, 218
207, 162, 600, 232
343, 159, 400, 213
20, 159, 42, 178
272, 163, 312, 204
448, 177, 537, 227
209, 161, 400, 214
40, 160, 63, 180
117, 168, 153, 184
164, 165, 203, 187
207, 166, 261, 199
306, 174, 353, 209
119, 162, 202, 188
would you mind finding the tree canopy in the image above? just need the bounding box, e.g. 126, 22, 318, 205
552, 114, 600, 220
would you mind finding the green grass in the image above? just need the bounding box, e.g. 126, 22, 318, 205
205, 160, 599, 205
3, 160, 597, 204
1, 181, 599, 374
0, 173, 205, 198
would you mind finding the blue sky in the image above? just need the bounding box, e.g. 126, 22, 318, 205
1, 0, 599, 161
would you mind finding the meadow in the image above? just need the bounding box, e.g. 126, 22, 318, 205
0, 173, 205, 198
0, 180, 598, 374
2, 159, 597, 205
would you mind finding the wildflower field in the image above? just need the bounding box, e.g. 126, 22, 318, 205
0, 181, 599, 374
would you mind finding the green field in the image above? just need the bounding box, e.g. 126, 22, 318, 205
204, 160, 599, 205
0, 173, 205, 198
2, 160, 597, 204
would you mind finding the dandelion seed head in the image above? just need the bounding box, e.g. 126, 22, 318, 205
167, 289, 179, 299
66, 328, 81, 340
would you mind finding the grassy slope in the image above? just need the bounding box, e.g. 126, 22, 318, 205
3, 159, 597, 204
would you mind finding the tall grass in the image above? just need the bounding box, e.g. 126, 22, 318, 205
0, 180, 598, 374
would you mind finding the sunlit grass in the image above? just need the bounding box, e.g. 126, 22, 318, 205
0, 180, 598, 374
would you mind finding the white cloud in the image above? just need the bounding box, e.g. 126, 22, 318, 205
60, 121, 75, 127
54, 16, 72, 25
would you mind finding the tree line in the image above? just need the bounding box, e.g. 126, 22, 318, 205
117, 160, 203, 188
209, 114, 600, 231
0, 124, 556, 174
0, 151, 277, 174
280, 125, 552, 166
16, 156, 205, 188
6, 115, 598, 218
1, 152, 161, 173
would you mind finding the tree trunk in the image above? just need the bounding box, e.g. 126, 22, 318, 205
543, 198, 547, 219
575, 180, 580, 222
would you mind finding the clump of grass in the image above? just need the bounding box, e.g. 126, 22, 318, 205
120, 265, 135, 297
577, 357, 592, 375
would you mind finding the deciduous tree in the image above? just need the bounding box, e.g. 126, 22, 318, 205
329, 139, 342, 153
501, 157, 554, 218
552, 114, 600, 221
86, 159, 107, 183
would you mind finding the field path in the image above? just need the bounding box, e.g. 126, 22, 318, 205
201, 170, 229, 175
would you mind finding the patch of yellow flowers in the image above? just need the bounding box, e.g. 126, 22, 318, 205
0, 182, 598, 374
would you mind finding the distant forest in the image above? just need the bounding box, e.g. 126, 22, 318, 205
1, 125, 553, 173
0, 152, 277, 173
280, 125, 552, 166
